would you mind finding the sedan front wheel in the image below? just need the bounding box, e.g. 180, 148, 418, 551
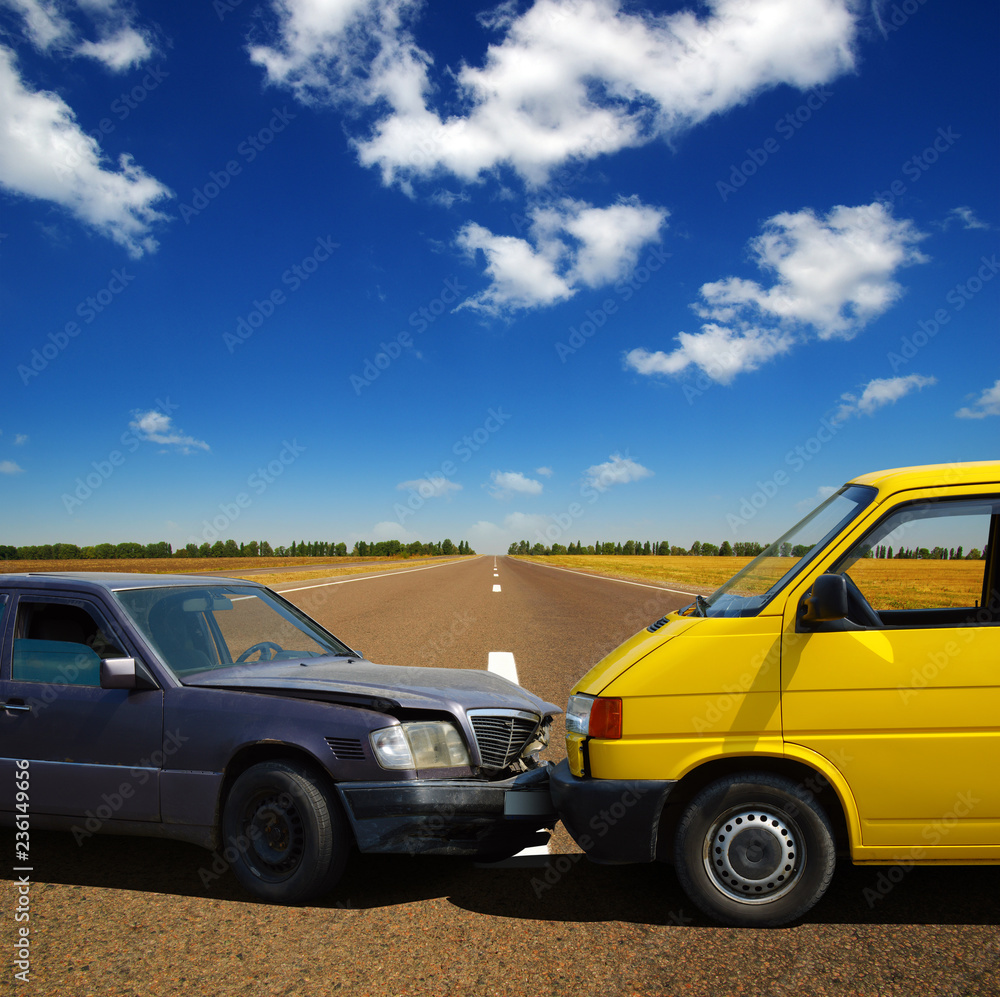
222, 759, 349, 904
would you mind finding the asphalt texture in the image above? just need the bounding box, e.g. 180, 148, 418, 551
2, 556, 998, 996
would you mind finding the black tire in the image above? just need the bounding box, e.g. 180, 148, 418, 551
673, 771, 835, 927
221, 760, 349, 904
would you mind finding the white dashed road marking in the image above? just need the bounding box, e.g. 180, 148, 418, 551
487, 651, 518, 684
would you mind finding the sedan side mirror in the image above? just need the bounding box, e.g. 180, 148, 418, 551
100, 657, 157, 690
798, 573, 848, 626
101, 657, 138, 689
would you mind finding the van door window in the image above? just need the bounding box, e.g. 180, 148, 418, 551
832, 497, 998, 629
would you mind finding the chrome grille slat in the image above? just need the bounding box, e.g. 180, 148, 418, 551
468, 711, 540, 769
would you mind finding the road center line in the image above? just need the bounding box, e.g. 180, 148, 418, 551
487, 651, 518, 684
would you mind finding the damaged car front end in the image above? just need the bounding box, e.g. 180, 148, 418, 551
184, 659, 559, 862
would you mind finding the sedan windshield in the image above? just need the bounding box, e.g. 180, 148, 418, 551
114, 584, 354, 677
686, 484, 877, 618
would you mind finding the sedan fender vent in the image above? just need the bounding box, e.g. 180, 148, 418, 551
325, 736, 366, 760
468, 709, 541, 770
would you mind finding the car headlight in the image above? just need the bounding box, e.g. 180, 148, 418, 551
566, 693, 622, 739
369, 721, 471, 770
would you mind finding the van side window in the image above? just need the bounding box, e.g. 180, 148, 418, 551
12, 599, 125, 685
833, 497, 999, 628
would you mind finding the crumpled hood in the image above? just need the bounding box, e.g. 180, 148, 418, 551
183, 657, 560, 717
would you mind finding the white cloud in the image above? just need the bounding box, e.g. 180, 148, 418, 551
14, 434, 28, 445
367, 520, 421, 542
625, 323, 795, 385
625, 202, 928, 384
502, 511, 552, 535
396, 476, 462, 498
832, 374, 937, 423
536, 466, 553, 477
696, 203, 928, 338
0, 460, 25, 475
3, 0, 156, 71
466, 512, 550, 553
489, 470, 544, 499
466, 519, 506, 549
955, 379, 1000, 419
0, 46, 172, 256
358, 0, 858, 187
457, 196, 666, 314
250, 0, 424, 110
583, 453, 652, 489
796, 484, 839, 510
944, 206, 989, 231
455, 221, 574, 315
129, 410, 210, 453
76, 26, 153, 71
252, 0, 859, 188
562, 198, 667, 287
2, 0, 75, 51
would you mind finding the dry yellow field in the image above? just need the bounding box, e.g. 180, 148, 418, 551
0, 555, 467, 585
523, 554, 747, 592
516, 555, 985, 611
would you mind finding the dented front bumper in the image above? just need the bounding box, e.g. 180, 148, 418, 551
336, 765, 556, 856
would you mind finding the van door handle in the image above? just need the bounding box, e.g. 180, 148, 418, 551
1, 699, 30, 713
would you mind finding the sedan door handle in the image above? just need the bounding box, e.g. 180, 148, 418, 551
1, 699, 30, 713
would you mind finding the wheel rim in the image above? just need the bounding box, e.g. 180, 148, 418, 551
702, 805, 804, 905
242, 792, 306, 881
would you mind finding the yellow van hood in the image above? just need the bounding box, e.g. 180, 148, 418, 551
573, 614, 697, 695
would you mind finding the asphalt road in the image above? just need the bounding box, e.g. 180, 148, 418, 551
3, 556, 998, 996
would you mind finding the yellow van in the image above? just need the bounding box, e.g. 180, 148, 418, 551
550, 461, 999, 926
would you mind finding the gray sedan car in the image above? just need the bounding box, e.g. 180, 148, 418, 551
0, 572, 558, 902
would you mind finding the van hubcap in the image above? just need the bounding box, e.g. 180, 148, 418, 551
703, 807, 803, 904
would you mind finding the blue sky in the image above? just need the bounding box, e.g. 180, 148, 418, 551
1, 0, 997, 555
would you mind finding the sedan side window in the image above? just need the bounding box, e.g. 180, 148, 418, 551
12, 600, 125, 685
833, 497, 998, 628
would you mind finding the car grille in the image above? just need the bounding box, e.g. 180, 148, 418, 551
468, 710, 540, 770
325, 736, 366, 760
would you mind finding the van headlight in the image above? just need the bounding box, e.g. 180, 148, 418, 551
369, 722, 471, 770
566, 694, 622, 739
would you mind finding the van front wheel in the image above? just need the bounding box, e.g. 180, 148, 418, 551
673, 772, 835, 927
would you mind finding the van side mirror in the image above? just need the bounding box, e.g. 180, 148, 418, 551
798, 574, 848, 626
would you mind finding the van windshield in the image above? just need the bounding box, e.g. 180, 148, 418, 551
685, 484, 877, 618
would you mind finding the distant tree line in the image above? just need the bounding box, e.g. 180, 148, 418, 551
869, 544, 983, 560
509, 539, 986, 559
508, 539, 769, 557
0, 538, 475, 560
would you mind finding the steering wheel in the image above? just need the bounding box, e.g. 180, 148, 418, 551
843, 574, 882, 628
236, 641, 283, 663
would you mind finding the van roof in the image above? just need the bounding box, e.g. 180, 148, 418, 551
850, 460, 1000, 494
